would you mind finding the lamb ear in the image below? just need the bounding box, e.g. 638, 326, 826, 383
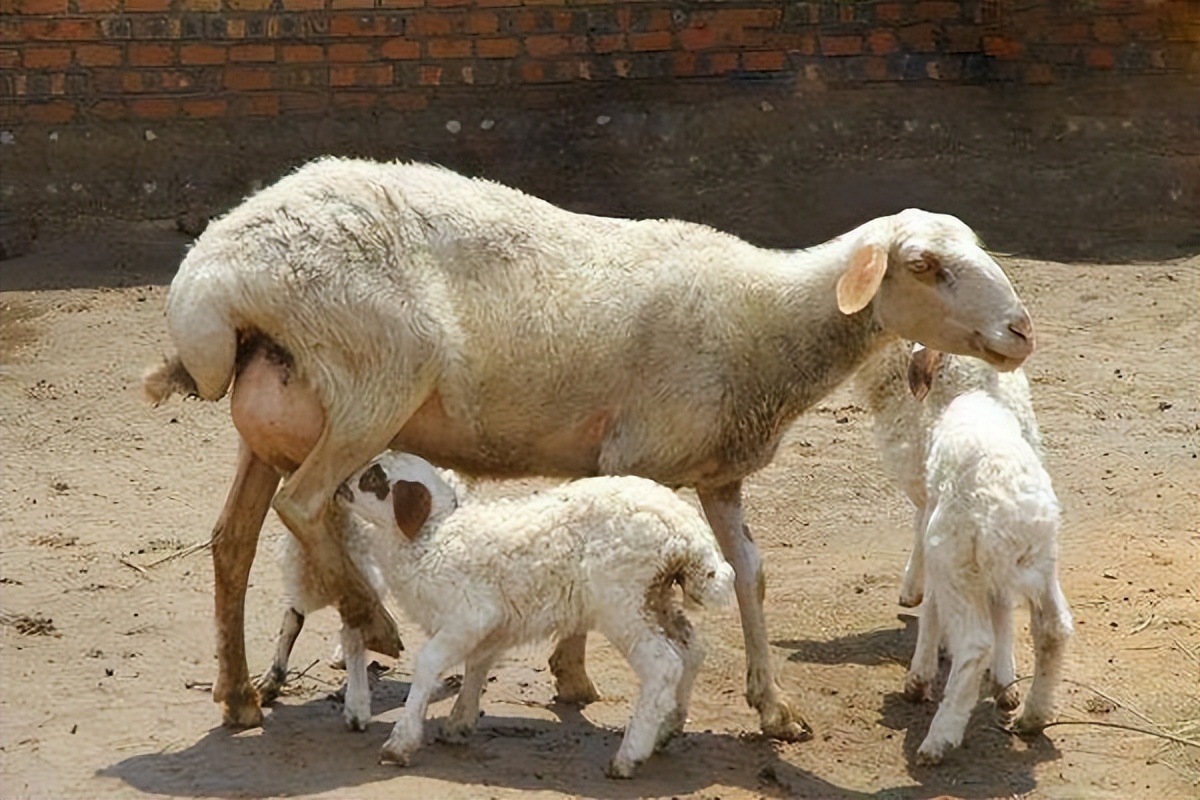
907, 344, 944, 401
836, 244, 888, 315
391, 479, 433, 541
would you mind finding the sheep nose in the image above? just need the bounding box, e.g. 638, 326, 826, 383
1008, 312, 1035, 350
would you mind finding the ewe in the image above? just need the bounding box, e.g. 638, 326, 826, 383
145, 158, 1035, 736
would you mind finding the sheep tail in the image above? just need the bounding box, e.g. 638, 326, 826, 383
679, 549, 736, 610
141, 355, 200, 406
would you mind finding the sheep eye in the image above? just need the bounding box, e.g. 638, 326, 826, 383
910, 252, 940, 273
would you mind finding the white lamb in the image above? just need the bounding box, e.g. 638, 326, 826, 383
859, 347, 1072, 764
296, 452, 734, 778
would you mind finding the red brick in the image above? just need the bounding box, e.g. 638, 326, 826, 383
982, 35, 1022, 59
765, 31, 814, 55
465, 11, 498, 34
512, 10, 540, 33
474, 36, 516, 58
525, 33, 571, 57
1092, 18, 1125, 45
23, 46, 71, 68
282, 44, 323, 62
863, 56, 890, 80
590, 33, 624, 54
629, 31, 671, 52
419, 63, 441, 83
1123, 13, 1162, 40
281, 0, 323, 9
820, 34, 862, 56
330, 63, 391, 85
429, 0, 469, 6
181, 0, 220, 9
279, 91, 329, 114
226, 0, 272, 8
671, 51, 694, 76
519, 61, 543, 81
897, 22, 937, 52
381, 37, 419, 58
224, 66, 273, 90
473, 0, 518, 7
333, 93, 378, 110
129, 43, 173, 66
21, 19, 99, 41
90, 99, 125, 119
868, 30, 898, 54
426, 37, 470, 58
1024, 63, 1054, 84
129, 97, 179, 118
330, 14, 399, 36
182, 98, 226, 117
707, 51, 738, 75
409, 13, 453, 36
230, 44, 275, 62
874, 3, 902, 22
0, 48, 19, 68
550, 11, 573, 33
234, 94, 280, 116
1044, 22, 1090, 45
380, 0, 424, 6
1085, 46, 1115, 68
678, 23, 716, 51
18, 0, 67, 13
331, 0, 374, 7
742, 49, 785, 71
75, 0, 118, 11
124, 0, 171, 11
914, 1, 961, 21
382, 91, 428, 111
180, 43, 226, 64
328, 42, 373, 61
25, 100, 74, 123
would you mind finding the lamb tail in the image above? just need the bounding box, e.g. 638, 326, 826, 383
141, 355, 200, 406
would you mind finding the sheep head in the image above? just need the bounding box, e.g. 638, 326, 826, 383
840, 209, 1034, 372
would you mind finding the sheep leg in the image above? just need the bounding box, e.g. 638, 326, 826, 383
989, 595, 1020, 712
698, 482, 812, 742
1013, 577, 1072, 734
256, 607, 305, 704
916, 597, 992, 765
271, 426, 406, 658
549, 634, 600, 705
899, 504, 928, 608
441, 650, 496, 743
904, 591, 941, 703
212, 438, 280, 728
604, 629, 684, 779
381, 628, 478, 766
340, 625, 371, 731
661, 620, 705, 750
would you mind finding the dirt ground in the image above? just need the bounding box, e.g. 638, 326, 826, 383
1, 221, 1196, 800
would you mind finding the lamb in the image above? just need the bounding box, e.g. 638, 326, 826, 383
142, 157, 1036, 737
255, 464, 470, 703
316, 452, 733, 778
856, 345, 1071, 764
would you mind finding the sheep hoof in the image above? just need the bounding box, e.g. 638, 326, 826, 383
379, 739, 417, 767
254, 669, 286, 705
902, 674, 932, 704
993, 683, 1021, 713
760, 705, 814, 743
438, 720, 476, 744
915, 741, 947, 766
604, 757, 637, 779
1011, 711, 1051, 737
219, 686, 265, 729
344, 709, 370, 732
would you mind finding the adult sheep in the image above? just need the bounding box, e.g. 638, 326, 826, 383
144, 157, 1035, 739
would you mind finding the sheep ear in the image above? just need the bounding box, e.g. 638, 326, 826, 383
391, 479, 432, 540
836, 244, 888, 315
907, 344, 943, 401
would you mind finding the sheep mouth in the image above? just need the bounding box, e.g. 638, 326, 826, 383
979, 346, 1027, 372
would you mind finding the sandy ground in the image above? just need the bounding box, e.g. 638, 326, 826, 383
1, 221, 1197, 800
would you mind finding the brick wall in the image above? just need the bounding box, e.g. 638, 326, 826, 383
1, 0, 1198, 124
